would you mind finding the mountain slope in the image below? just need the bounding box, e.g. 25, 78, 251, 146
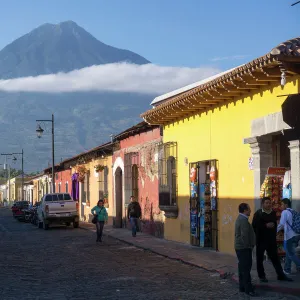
0, 21, 154, 172
0, 20, 150, 79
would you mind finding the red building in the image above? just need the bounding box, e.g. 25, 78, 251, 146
44, 166, 72, 195
112, 122, 164, 237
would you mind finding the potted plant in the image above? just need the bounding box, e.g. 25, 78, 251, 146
94, 164, 105, 173
77, 165, 87, 182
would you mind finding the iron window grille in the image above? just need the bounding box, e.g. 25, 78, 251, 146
124, 152, 139, 204
98, 166, 109, 199
158, 142, 178, 207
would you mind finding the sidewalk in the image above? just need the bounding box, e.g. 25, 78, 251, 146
80, 222, 300, 296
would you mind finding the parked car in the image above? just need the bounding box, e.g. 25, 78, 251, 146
37, 193, 79, 230
12, 201, 29, 219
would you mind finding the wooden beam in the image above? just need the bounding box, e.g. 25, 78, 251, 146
281, 62, 300, 75
226, 80, 259, 89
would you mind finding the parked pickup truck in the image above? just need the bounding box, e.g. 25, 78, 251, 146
37, 193, 79, 230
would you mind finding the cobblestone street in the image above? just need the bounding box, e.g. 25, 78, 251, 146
0, 208, 298, 300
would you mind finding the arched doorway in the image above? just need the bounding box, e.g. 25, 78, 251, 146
115, 167, 123, 228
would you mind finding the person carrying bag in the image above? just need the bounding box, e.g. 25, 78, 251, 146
91, 199, 108, 242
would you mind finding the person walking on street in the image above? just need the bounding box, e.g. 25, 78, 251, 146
91, 199, 108, 242
277, 198, 300, 274
235, 203, 256, 296
127, 196, 141, 237
252, 197, 292, 283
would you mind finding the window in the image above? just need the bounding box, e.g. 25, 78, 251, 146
124, 152, 139, 204
99, 167, 108, 200
45, 194, 71, 201
65, 182, 69, 193
83, 170, 90, 204
58, 183, 61, 193
158, 142, 177, 207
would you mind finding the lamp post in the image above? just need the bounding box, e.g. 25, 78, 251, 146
12, 149, 24, 200
36, 114, 55, 193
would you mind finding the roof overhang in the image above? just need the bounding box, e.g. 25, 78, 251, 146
141, 37, 300, 125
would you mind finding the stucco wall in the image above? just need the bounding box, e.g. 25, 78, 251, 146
112, 127, 164, 236
163, 77, 299, 254
55, 169, 72, 194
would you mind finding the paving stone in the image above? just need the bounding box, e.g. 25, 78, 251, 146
0, 208, 298, 300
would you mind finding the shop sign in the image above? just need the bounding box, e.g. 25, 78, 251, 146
248, 157, 254, 170
267, 167, 286, 176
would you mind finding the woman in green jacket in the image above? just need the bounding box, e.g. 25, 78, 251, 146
91, 199, 108, 242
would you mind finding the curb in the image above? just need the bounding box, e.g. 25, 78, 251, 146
79, 224, 300, 297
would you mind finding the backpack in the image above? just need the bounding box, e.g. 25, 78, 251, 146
287, 208, 300, 234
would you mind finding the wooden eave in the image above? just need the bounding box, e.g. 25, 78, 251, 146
141, 51, 300, 125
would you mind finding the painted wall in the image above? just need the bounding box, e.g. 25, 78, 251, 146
112, 128, 164, 237
163, 78, 299, 254
55, 169, 72, 194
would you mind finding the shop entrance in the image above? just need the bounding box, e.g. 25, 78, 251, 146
189, 160, 218, 250
260, 133, 291, 258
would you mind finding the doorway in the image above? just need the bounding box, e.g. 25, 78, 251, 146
115, 167, 123, 228
189, 160, 218, 250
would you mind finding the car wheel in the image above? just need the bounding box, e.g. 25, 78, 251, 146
43, 221, 49, 230
73, 221, 79, 228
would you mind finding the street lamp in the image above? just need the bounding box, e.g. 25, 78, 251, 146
36, 114, 55, 193
12, 149, 24, 200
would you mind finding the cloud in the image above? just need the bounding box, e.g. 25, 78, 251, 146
210, 55, 249, 62
0, 63, 221, 95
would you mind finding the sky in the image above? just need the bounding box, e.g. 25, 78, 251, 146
0, 0, 299, 71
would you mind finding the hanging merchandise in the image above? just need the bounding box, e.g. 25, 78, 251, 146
210, 166, 217, 210
190, 165, 199, 243
260, 168, 286, 257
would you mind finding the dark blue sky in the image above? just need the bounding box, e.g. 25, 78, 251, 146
0, 0, 299, 71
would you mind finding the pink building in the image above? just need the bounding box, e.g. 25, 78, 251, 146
112, 122, 164, 237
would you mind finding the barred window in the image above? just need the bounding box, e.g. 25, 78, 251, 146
158, 142, 177, 207
124, 152, 139, 204
99, 167, 108, 199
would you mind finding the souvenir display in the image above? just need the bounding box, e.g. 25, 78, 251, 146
189, 162, 217, 248
260, 174, 285, 257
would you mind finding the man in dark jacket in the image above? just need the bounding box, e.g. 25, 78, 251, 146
252, 197, 292, 283
235, 203, 256, 296
127, 196, 141, 237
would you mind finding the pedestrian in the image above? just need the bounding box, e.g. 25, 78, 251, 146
252, 197, 292, 282
91, 199, 108, 242
277, 198, 300, 274
235, 203, 256, 296
127, 196, 141, 237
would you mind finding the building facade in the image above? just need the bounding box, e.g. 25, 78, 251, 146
141, 37, 300, 254
112, 122, 164, 237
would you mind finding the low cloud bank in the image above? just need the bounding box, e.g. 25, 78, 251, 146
0, 63, 221, 95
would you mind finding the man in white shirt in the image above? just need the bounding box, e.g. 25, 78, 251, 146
277, 198, 300, 274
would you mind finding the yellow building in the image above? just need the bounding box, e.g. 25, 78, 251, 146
9, 176, 23, 201
141, 37, 300, 254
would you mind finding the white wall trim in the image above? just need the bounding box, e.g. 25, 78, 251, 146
112, 156, 125, 217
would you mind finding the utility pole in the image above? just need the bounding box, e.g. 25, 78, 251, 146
12, 149, 24, 200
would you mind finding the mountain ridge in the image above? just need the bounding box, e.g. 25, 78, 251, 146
0, 21, 154, 172
0, 20, 150, 79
